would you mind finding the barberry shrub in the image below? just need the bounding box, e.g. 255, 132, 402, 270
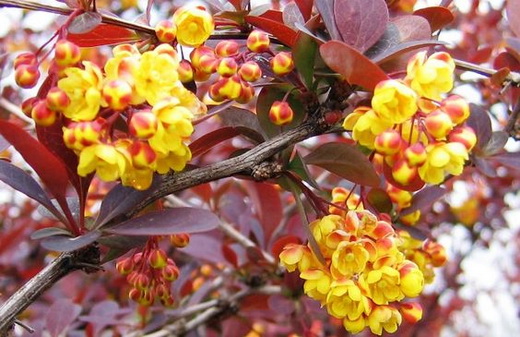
0, 0, 519, 336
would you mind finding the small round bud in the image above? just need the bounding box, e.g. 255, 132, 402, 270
374, 129, 403, 155
270, 52, 294, 76
129, 141, 157, 169
235, 82, 255, 104
102, 80, 133, 111
392, 158, 418, 186
162, 263, 180, 281
128, 288, 142, 302
21, 97, 38, 117
15, 65, 40, 88
247, 30, 270, 52
135, 273, 151, 290
238, 61, 262, 82
46, 87, 70, 111
448, 125, 477, 151
178, 60, 194, 83
129, 111, 159, 139
155, 19, 177, 43
400, 303, 423, 324
169, 233, 190, 248
31, 100, 57, 126
404, 142, 427, 167
209, 75, 242, 102
424, 110, 453, 140
269, 101, 294, 126
54, 39, 81, 67
442, 95, 470, 125
217, 57, 238, 77
215, 40, 239, 57
423, 240, 447, 267
148, 249, 168, 269
14, 52, 37, 69
116, 257, 134, 275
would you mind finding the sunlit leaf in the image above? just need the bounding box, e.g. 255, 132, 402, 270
293, 32, 318, 89
506, 0, 520, 37
68, 11, 102, 34
304, 142, 380, 187
31, 227, 72, 240
245, 15, 297, 46
68, 24, 139, 47
414, 6, 454, 31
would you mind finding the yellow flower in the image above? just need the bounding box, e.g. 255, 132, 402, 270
398, 262, 424, 298
155, 145, 192, 174
58, 61, 104, 121
343, 316, 367, 334
343, 107, 393, 149
360, 266, 403, 305
418, 142, 468, 184
77, 143, 128, 181
326, 279, 370, 320
300, 269, 332, 303
133, 45, 180, 105
104, 45, 143, 105
173, 6, 214, 47
279, 244, 314, 272
371, 80, 418, 124
367, 305, 402, 335
331, 241, 369, 277
310, 215, 344, 258
406, 51, 455, 100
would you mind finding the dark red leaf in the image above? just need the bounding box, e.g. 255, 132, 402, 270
68, 24, 139, 47
245, 16, 297, 47
414, 6, 454, 32
181, 233, 226, 264
271, 235, 301, 258
68, 11, 102, 34
482, 131, 509, 156
491, 152, 520, 170
40, 230, 101, 252
0, 120, 72, 219
244, 181, 283, 246
401, 186, 446, 216
366, 188, 393, 214
506, 0, 520, 37
315, 1, 340, 40
46, 299, 82, 337
79, 300, 130, 337
320, 40, 389, 90
304, 142, 381, 187
466, 104, 492, 150
268, 294, 296, 314
104, 208, 220, 236
334, 0, 388, 52
30, 227, 72, 240
190, 126, 262, 158
222, 244, 239, 268
294, 0, 313, 21
219, 106, 267, 141
283, 2, 305, 29
258, 9, 284, 23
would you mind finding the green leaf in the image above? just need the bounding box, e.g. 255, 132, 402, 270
366, 188, 393, 214
304, 142, 380, 187
293, 32, 318, 89
287, 151, 319, 189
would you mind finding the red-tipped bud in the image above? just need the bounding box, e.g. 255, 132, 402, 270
129, 141, 157, 169
392, 158, 418, 185
424, 110, 453, 140
448, 126, 477, 151
209, 75, 242, 102
238, 61, 262, 82
148, 249, 168, 269
126, 271, 140, 286
14, 52, 37, 68
270, 52, 294, 76
235, 82, 255, 104
423, 240, 447, 267
116, 257, 134, 275
190, 46, 217, 74
129, 111, 158, 139
46, 87, 70, 111
128, 288, 142, 302
155, 19, 177, 43
54, 39, 81, 67
178, 60, 194, 83
161, 296, 175, 307
154, 283, 171, 299
215, 40, 239, 57
269, 101, 294, 126
400, 210, 421, 226
138, 289, 154, 306
217, 57, 238, 77
404, 142, 427, 166
135, 273, 151, 290
374, 129, 403, 155
442, 95, 470, 125
194, 68, 211, 82
102, 80, 132, 111
21, 97, 38, 117
247, 30, 270, 52
162, 263, 180, 281
170, 233, 190, 248
400, 303, 423, 323
31, 100, 57, 126
15, 65, 40, 88
63, 119, 106, 151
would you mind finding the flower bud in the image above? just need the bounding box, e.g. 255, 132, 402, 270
399, 262, 424, 297
404, 142, 427, 167
63, 119, 105, 151
138, 289, 154, 306
54, 39, 81, 67
190, 46, 216, 72
31, 100, 57, 126
15, 65, 40, 88
448, 126, 477, 151
441, 95, 470, 125
128, 288, 142, 302
116, 257, 134, 275
423, 240, 447, 267
161, 295, 175, 307
235, 82, 255, 104
209, 75, 242, 102
215, 40, 239, 57
148, 249, 168, 269
46, 87, 70, 111
400, 302, 423, 323
170, 233, 190, 247
129, 141, 157, 169
238, 61, 262, 82
154, 283, 171, 299
178, 60, 194, 83
269, 101, 294, 126
424, 110, 454, 140
21, 97, 38, 117
400, 210, 421, 226
374, 129, 403, 155
162, 263, 180, 281
217, 57, 238, 77
129, 111, 159, 139
392, 158, 418, 186
102, 79, 133, 111
155, 19, 177, 43
14, 52, 37, 68
270, 52, 294, 76
247, 30, 270, 52
135, 272, 151, 290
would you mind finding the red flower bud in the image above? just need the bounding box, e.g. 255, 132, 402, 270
46, 87, 70, 111
269, 101, 294, 126
54, 39, 81, 67
14, 52, 37, 69
148, 249, 168, 269
31, 100, 57, 126
247, 30, 270, 52
238, 61, 262, 82
129, 111, 158, 139
215, 40, 239, 57
270, 52, 294, 76
155, 19, 177, 43
15, 65, 40, 89
170, 233, 190, 248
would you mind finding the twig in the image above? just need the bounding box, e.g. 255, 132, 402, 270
0, 98, 34, 125
506, 99, 520, 137
454, 58, 520, 85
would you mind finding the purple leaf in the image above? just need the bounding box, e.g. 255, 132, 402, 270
68, 11, 103, 34
304, 142, 381, 187
473, 156, 497, 177
334, 0, 389, 52
492, 152, 520, 170
181, 233, 226, 265
401, 186, 446, 216
45, 299, 82, 337
31, 227, 72, 240
283, 2, 305, 30
0, 135, 8, 152
79, 300, 131, 337
466, 104, 492, 150
104, 208, 220, 236
219, 107, 267, 141
315, 1, 340, 40
40, 230, 101, 252
482, 131, 509, 156
366, 188, 393, 214
0, 160, 64, 222
507, 0, 520, 37
94, 177, 161, 228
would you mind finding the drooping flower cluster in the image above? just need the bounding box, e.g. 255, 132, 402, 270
279, 207, 435, 335
344, 51, 477, 187
116, 234, 189, 307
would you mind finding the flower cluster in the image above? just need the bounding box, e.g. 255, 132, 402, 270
279, 208, 432, 335
116, 234, 189, 307
344, 51, 477, 187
